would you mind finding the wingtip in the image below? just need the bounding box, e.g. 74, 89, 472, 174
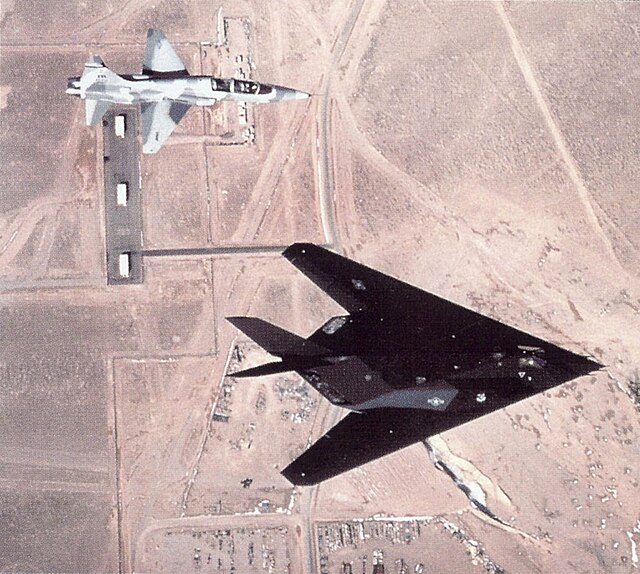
227, 361, 293, 378
283, 242, 321, 261
225, 367, 255, 378
281, 466, 317, 486
226, 315, 255, 329
226, 316, 254, 337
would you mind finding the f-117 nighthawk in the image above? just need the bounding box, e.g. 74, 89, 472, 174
66, 29, 309, 153
228, 243, 602, 485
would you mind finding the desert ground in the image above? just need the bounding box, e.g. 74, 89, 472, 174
1, 1, 639, 572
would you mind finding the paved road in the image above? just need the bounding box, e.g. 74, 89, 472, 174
140, 244, 332, 258
303, 0, 369, 570
141, 245, 287, 257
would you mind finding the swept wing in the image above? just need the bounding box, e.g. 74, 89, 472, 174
283, 396, 528, 485
143, 28, 190, 76
140, 101, 191, 154
284, 243, 569, 352
85, 98, 112, 126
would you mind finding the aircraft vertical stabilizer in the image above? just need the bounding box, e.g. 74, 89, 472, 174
227, 316, 326, 357
85, 55, 106, 68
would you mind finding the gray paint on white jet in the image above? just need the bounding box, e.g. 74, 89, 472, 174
67, 29, 310, 153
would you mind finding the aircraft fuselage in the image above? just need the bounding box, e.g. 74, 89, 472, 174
66, 73, 307, 106
233, 343, 595, 411
67, 29, 310, 152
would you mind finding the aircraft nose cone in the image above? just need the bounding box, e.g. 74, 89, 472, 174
578, 356, 604, 375
564, 355, 603, 379
274, 86, 310, 101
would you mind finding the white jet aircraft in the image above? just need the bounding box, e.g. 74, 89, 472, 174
67, 29, 310, 153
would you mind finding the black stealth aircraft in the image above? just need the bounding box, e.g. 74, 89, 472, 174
228, 243, 602, 485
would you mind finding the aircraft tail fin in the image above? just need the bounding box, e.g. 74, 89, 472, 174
229, 360, 300, 378
85, 55, 106, 69
227, 317, 327, 358
80, 54, 120, 83
82, 55, 122, 80
78, 55, 122, 125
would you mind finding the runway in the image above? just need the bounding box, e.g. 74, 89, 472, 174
102, 108, 144, 284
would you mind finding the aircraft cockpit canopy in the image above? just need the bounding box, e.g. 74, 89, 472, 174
211, 78, 232, 92
211, 78, 273, 95
234, 79, 260, 94
234, 79, 273, 95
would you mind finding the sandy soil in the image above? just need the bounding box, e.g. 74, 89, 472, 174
1, 1, 639, 573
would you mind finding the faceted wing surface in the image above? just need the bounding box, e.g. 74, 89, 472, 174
285, 243, 572, 352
